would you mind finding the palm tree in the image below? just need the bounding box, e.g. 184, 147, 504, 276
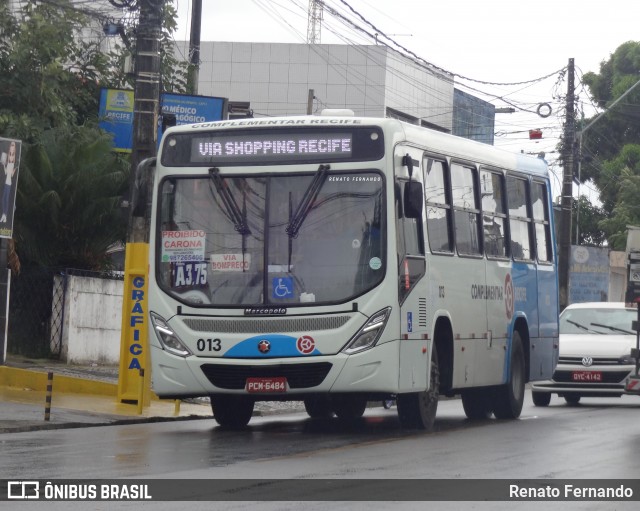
15, 125, 129, 270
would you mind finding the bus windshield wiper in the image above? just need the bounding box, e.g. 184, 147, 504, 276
286, 164, 329, 238
209, 167, 250, 235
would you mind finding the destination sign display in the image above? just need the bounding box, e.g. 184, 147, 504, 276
192, 133, 353, 163
161, 127, 384, 166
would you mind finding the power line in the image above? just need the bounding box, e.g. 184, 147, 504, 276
327, 0, 566, 86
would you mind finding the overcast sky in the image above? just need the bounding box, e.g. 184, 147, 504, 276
171, 0, 639, 200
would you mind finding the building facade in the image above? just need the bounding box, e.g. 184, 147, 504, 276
185, 41, 463, 133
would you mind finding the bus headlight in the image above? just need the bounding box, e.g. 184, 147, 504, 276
150, 312, 192, 357
342, 307, 392, 354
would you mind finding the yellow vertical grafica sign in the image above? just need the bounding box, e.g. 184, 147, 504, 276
118, 242, 151, 405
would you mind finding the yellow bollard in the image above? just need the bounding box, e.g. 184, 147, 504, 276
174, 399, 181, 416
44, 371, 53, 421
137, 368, 145, 415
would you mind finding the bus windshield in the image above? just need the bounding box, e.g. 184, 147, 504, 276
157, 170, 385, 307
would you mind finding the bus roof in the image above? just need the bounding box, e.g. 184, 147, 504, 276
166, 115, 549, 178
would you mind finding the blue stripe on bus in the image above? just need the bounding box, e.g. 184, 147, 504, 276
223, 334, 322, 358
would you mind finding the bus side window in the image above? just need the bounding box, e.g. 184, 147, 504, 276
531, 181, 552, 263
480, 169, 509, 258
451, 162, 481, 256
506, 176, 532, 260
424, 158, 453, 253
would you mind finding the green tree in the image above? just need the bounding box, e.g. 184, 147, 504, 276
572, 195, 607, 247
0, 1, 110, 139
0, 1, 187, 269
103, 1, 188, 94
580, 41, 640, 185
15, 125, 129, 269
575, 41, 640, 248
596, 144, 640, 250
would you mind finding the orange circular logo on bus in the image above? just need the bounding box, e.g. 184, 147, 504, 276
504, 273, 514, 320
296, 335, 315, 354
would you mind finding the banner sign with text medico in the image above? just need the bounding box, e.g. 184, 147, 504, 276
158, 92, 228, 141
99, 89, 228, 153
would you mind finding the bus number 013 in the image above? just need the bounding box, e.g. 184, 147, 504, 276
197, 338, 222, 352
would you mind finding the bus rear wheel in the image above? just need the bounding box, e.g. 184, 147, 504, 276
397, 344, 439, 430
210, 395, 254, 429
493, 332, 525, 419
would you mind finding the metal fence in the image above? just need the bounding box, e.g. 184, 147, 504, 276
7, 267, 123, 359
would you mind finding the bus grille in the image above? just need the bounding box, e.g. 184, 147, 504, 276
200, 362, 333, 389
184, 316, 350, 334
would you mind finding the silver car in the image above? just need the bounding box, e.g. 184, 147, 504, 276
531, 302, 639, 406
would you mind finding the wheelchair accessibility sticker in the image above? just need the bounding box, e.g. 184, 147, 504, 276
272, 277, 294, 299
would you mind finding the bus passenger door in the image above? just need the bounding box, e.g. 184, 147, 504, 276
480, 169, 512, 387
531, 180, 559, 380
395, 159, 429, 392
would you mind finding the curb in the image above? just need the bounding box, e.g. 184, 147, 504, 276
0, 365, 118, 397
0, 414, 211, 434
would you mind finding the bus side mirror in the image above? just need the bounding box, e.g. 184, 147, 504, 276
131, 157, 157, 218
403, 181, 423, 218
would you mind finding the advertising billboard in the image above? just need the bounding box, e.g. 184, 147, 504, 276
0, 137, 22, 239
99, 89, 228, 152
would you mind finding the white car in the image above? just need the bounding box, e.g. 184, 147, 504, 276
531, 302, 639, 406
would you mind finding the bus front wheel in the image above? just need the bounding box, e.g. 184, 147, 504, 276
397, 344, 439, 430
210, 395, 254, 429
304, 396, 334, 419
493, 331, 525, 419
332, 395, 367, 420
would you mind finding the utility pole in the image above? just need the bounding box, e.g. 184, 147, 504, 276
307, 89, 315, 114
558, 58, 575, 311
118, 0, 163, 405
307, 0, 323, 44
187, 0, 202, 95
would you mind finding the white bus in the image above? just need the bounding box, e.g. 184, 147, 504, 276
147, 113, 559, 429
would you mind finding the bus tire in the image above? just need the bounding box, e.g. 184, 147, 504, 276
493, 331, 525, 419
397, 344, 439, 430
332, 395, 367, 420
304, 396, 334, 419
210, 395, 254, 429
461, 388, 493, 419
532, 391, 551, 407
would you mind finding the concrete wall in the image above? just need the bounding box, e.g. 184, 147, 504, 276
609, 250, 627, 302
54, 275, 123, 365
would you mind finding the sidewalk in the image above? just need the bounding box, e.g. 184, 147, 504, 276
0, 355, 306, 433
0, 355, 213, 433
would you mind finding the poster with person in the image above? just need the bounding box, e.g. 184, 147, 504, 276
0, 137, 22, 239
